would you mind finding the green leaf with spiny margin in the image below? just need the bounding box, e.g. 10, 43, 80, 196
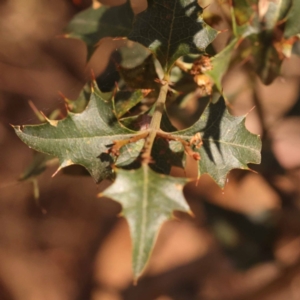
14, 83, 143, 183
206, 38, 238, 93
65, 84, 91, 113
65, 1, 134, 59
172, 97, 261, 188
128, 0, 218, 73
101, 164, 190, 279
284, 0, 300, 38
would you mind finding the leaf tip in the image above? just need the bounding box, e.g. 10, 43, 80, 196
58, 92, 71, 112
247, 168, 258, 175
39, 111, 58, 127
28, 100, 46, 122
92, 0, 101, 9
90, 69, 96, 82
58, 91, 68, 102
12, 124, 24, 133
52, 159, 73, 177
246, 105, 256, 116
219, 28, 228, 34
188, 209, 195, 218
132, 277, 138, 286
52, 167, 62, 178
202, 4, 211, 11
56, 33, 70, 40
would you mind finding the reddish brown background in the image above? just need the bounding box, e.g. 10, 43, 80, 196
1, 1, 300, 299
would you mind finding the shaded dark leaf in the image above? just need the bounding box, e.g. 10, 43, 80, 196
128, 0, 218, 73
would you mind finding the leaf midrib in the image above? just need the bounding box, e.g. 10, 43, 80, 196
18, 130, 134, 142
166, 0, 177, 70
135, 165, 149, 274
174, 134, 261, 153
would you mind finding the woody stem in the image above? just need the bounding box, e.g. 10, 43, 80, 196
142, 80, 169, 163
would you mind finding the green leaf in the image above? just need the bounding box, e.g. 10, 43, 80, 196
114, 90, 150, 118
206, 38, 238, 93
14, 84, 142, 183
230, 0, 289, 84
128, 0, 218, 73
101, 164, 190, 279
292, 40, 300, 56
284, 0, 300, 38
250, 33, 282, 85
118, 109, 185, 174
65, 1, 134, 59
232, 0, 258, 25
65, 84, 91, 113
230, 0, 298, 84
151, 138, 185, 174
118, 55, 159, 89
173, 97, 261, 188
263, 0, 292, 30
150, 111, 185, 174
231, 0, 260, 38
117, 41, 159, 89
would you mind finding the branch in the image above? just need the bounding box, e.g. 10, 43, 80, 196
142, 80, 169, 163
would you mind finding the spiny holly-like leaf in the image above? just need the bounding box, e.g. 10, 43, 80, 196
128, 0, 218, 73
14, 84, 143, 183
206, 38, 237, 93
101, 164, 190, 279
65, 84, 91, 113
284, 0, 300, 38
114, 89, 150, 118
173, 97, 261, 188
65, 1, 134, 59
